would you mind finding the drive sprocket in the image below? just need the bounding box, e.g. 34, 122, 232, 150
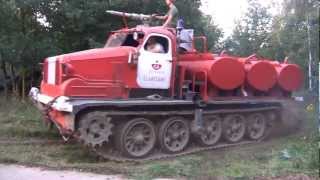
78, 111, 113, 147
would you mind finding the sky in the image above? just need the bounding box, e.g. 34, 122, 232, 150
200, 0, 283, 38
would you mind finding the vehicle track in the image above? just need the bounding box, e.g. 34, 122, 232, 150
3, 101, 303, 163
92, 137, 268, 162
81, 106, 282, 162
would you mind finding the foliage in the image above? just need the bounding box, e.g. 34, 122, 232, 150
223, 0, 273, 56
273, 0, 319, 90
223, 0, 319, 90
0, 0, 60, 98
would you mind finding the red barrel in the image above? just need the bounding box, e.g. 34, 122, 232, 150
240, 60, 277, 91
179, 57, 245, 90
273, 63, 303, 91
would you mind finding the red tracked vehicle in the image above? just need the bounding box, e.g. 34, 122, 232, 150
29, 11, 304, 161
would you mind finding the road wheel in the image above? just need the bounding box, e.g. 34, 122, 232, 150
198, 115, 222, 146
118, 118, 156, 158
246, 113, 267, 140
159, 117, 190, 153
222, 114, 246, 143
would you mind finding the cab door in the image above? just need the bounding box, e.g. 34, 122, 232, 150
137, 34, 173, 89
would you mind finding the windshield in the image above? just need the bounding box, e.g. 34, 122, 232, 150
105, 32, 128, 47
104, 32, 144, 48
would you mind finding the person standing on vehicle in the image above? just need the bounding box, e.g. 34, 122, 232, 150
153, 0, 179, 27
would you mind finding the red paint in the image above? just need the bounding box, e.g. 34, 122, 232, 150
61, 78, 128, 98
277, 64, 303, 91
179, 57, 245, 90
49, 110, 67, 129
239, 59, 277, 92
211, 57, 245, 90
179, 52, 214, 61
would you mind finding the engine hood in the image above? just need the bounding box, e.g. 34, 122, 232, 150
61, 46, 136, 61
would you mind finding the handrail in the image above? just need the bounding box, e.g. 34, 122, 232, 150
192, 36, 208, 53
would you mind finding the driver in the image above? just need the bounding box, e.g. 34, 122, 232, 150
153, 0, 179, 27
146, 37, 165, 53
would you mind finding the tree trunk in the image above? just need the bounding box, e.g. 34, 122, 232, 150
30, 69, 34, 89
10, 64, 18, 96
307, 14, 313, 91
2, 64, 8, 98
21, 70, 25, 101
1, 59, 8, 98
1, 60, 8, 78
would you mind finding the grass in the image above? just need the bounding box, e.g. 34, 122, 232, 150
0, 96, 58, 139
134, 134, 319, 179
131, 156, 203, 179
0, 96, 318, 179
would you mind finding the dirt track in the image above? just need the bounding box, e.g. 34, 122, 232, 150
0, 164, 316, 180
0, 164, 126, 180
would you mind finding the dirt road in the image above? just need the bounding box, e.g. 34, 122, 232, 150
0, 164, 126, 180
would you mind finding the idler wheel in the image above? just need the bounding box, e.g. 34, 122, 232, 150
198, 115, 222, 146
118, 118, 156, 158
222, 114, 246, 143
159, 117, 190, 153
246, 113, 267, 140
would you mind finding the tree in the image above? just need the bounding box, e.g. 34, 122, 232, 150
270, 0, 319, 91
174, 0, 222, 51
38, 0, 222, 52
0, 0, 17, 96
223, 0, 272, 56
0, 0, 60, 99
222, 0, 319, 91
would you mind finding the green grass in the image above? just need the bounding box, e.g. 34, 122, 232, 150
0, 97, 59, 139
131, 133, 319, 179
131, 156, 203, 179
0, 97, 318, 179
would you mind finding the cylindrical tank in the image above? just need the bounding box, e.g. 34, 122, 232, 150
238, 58, 277, 92
272, 62, 303, 91
179, 57, 245, 90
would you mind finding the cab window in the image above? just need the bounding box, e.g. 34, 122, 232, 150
144, 36, 169, 54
